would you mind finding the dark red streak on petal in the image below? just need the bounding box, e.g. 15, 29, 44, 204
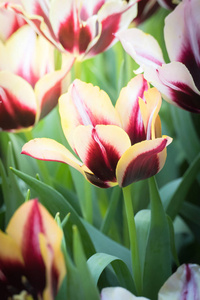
22, 200, 46, 293
85, 129, 119, 182
58, 11, 92, 54
126, 78, 148, 145
169, 82, 200, 113
89, 13, 121, 56
121, 140, 167, 187
0, 89, 36, 131
178, 46, 200, 90
39, 80, 62, 120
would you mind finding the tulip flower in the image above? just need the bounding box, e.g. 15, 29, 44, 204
0, 0, 25, 42
0, 199, 66, 300
22, 75, 172, 188
0, 24, 74, 132
4, 0, 138, 60
101, 264, 200, 300
117, 0, 200, 113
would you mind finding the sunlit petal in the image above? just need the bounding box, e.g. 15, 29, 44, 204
6, 25, 55, 87
115, 74, 149, 144
0, 71, 37, 131
59, 79, 121, 150
88, 0, 138, 57
116, 137, 172, 187
144, 62, 200, 113
35, 57, 74, 120
21, 138, 84, 175
117, 28, 165, 70
164, 0, 200, 90
74, 124, 131, 184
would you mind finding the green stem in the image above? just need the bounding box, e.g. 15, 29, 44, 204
122, 185, 142, 295
84, 179, 93, 224
101, 186, 121, 234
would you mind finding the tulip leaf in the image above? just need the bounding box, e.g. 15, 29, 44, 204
180, 202, 200, 227
170, 106, 200, 164
10, 167, 96, 257
135, 210, 151, 279
73, 226, 100, 300
165, 152, 200, 220
87, 252, 136, 293
143, 177, 171, 300
0, 142, 25, 225
82, 219, 131, 272
100, 186, 121, 234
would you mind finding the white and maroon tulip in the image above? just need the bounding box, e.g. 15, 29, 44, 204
101, 264, 200, 299
0, 199, 66, 300
3, 0, 138, 60
117, 0, 200, 113
156, 0, 179, 10
0, 0, 25, 42
158, 264, 200, 299
22, 75, 172, 188
0, 25, 74, 132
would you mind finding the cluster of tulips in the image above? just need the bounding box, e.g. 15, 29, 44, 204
0, 0, 200, 299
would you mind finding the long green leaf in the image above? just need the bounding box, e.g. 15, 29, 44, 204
87, 253, 135, 293
143, 177, 171, 300
166, 153, 200, 220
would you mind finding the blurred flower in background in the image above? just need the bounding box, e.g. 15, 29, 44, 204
101, 264, 200, 300
3, 0, 138, 60
132, 0, 159, 26
21, 75, 172, 188
0, 199, 66, 300
0, 25, 74, 132
117, 0, 200, 113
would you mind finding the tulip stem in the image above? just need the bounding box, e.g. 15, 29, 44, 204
122, 185, 142, 295
84, 179, 93, 224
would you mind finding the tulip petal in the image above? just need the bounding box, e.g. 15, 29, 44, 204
144, 62, 200, 113
74, 124, 131, 186
0, 71, 37, 131
115, 74, 149, 144
49, 0, 98, 56
88, 0, 138, 57
0, 231, 24, 289
35, 56, 74, 120
116, 137, 172, 187
21, 138, 84, 175
59, 79, 121, 150
6, 25, 55, 88
158, 264, 200, 300
139, 87, 162, 140
117, 28, 165, 70
0, 0, 25, 42
164, 0, 200, 89
101, 287, 149, 300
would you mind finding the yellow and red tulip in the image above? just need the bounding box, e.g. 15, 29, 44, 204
0, 199, 66, 300
117, 0, 200, 113
3, 0, 138, 60
22, 75, 172, 188
0, 25, 74, 132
